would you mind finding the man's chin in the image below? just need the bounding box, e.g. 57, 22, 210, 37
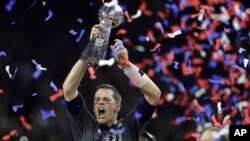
97, 119, 107, 125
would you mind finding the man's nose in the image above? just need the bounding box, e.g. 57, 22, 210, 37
98, 100, 105, 105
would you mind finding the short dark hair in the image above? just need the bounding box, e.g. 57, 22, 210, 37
96, 84, 122, 104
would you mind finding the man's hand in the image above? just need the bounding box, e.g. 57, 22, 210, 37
110, 39, 131, 69
89, 24, 101, 40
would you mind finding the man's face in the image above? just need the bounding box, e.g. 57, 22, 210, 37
93, 88, 120, 127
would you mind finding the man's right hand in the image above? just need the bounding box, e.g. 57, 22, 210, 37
89, 24, 101, 40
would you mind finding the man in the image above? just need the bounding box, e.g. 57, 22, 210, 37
63, 25, 161, 141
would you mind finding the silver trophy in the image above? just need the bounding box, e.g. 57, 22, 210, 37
82, 3, 123, 67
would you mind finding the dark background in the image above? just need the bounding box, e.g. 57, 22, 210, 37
1, 0, 250, 141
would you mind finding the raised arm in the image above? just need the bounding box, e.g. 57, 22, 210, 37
63, 25, 100, 102
110, 39, 161, 106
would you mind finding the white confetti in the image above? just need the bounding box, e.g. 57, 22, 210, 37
168, 30, 182, 38
98, 58, 115, 67
104, 0, 118, 7
217, 102, 222, 114
243, 58, 249, 68
5, 65, 12, 78
131, 9, 142, 19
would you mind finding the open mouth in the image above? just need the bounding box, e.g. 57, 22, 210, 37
98, 107, 105, 118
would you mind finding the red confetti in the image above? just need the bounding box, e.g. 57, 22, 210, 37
2, 135, 10, 141
19, 115, 32, 131
9, 130, 17, 136
88, 67, 97, 80
1, 129, 17, 141
0, 88, 3, 95
147, 68, 155, 78
116, 29, 127, 36
50, 88, 63, 102
42, 1, 46, 6
124, 11, 133, 23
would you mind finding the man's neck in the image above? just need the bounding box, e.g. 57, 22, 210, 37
101, 119, 118, 128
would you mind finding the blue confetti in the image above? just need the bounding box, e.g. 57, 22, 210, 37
177, 82, 185, 92
31, 93, 38, 97
12, 104, 23, 112
76, 29, 85, 42
77, 18, 83, 24
41, 109, 56, 120
134, 111, 142, 120
176, 116, 186, 123
174, 61, 179, 69
189, 84, 199, 94
11, 67, 18, 79
138, 35, 147, 42
27, 0, 37, 10
45, 9, 54, 21
50, 81, 58, 92
33, 69, 42, 79
0, 51, 7, 57
69, 29, 77, 36
192, 117, 200, 123
208, 79, 224, 84
155, 21, 164, 34
238, 47, 246, 53
160, 76, 171, 84
5, 0, 16, 12
110, 127, 125, 135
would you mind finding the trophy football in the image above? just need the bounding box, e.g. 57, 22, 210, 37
82, 2, 124, 67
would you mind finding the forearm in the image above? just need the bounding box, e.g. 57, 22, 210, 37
123, 63, 161, 105
63, 59, 89, 101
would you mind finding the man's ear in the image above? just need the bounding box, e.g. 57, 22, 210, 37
116, 104, 121, 112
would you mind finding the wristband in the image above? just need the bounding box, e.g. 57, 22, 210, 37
123, 64, 149, 88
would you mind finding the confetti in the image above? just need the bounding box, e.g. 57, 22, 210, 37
134, 111, 142, 120
77, 18, 83, 24
76, 29, 85, 42
41, 109, 56, 120
69, 29, 77, 35
124, 10, 133, 23
110, 127, 125, 135
12, 104, 23, 112
98, 58, 115, 67
31, 93, 37, 97
174, 61, 179, 69
0, 88, 4, 95
5, 0, 16, 12
50, 81, 58, 92
1, 129, 17, 141
168, 30, 182, 38
243, 58, 249, 68
19, 115, 32, 131
42, 1, 46, 6
5, 66, 11, 78
88, 67, 97, 80
49, 88, 63, 102
45, 9, 54, 21
116, 29, 127, 36
131, 9, 142, 19
27, 0, 37, 10
0, 51, 7, 57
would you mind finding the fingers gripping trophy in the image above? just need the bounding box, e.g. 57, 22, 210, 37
82, 1, 124, 68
